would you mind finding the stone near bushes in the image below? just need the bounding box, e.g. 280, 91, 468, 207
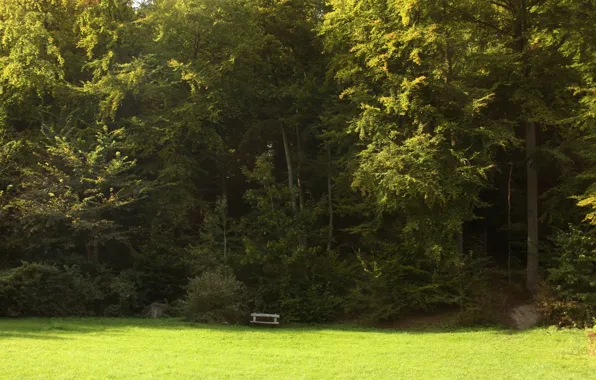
510, 304, 541, 330
149, 302, 167, 318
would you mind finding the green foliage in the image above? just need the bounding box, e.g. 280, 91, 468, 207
183, 269, 248, 324
279, 281, 340, 323
98, 269, 141, 316
538, 226, 596, 327
12, 126, 147, 258
322, 0, 515, 262
445, 256, 518, 326
0, 0, 70, 96
186, 197, 239, 274
345, 253, 446, 323
0, 262, 98, 317
575, 134, 596, 225
2, 0, 596, 324
236, 153, 344, 321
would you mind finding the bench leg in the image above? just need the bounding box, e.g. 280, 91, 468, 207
252, 316, 257, 323
274, 317, 278, 324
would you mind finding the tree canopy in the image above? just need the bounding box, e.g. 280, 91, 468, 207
1, 0, 596, 325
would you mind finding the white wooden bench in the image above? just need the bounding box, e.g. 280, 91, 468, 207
250, 313, 280, 325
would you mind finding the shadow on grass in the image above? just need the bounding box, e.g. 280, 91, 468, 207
0, 318, 115, 340
0, 331, 73, 340
0, 317, 516, 340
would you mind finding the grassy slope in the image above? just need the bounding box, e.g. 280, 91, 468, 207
0, 318, 594, 379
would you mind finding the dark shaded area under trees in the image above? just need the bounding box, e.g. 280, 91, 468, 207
1, 0, 596, 326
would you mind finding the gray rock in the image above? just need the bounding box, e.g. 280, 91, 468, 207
149, 302, 166, 318
510, 304, 541, 330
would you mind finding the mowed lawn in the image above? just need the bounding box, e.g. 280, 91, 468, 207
0, 318, 594, 379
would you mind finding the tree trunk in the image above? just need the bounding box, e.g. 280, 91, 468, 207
508, 162, 513, 284
451, 135, 463, 255
281, 127, 297, 213
87, 235, 99, 263
326, 142, 334, 252
456, 232, 464, 255
526, 121, 539, 292
221, 167, 228, 260
295, 125, 305, 212
515, 0, 539, 292
221, 164, 228, 201
483, 223, 488, 256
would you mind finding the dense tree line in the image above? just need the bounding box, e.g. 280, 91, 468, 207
1, 0, 595, 325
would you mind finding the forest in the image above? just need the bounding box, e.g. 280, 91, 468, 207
0, 0, 595, 326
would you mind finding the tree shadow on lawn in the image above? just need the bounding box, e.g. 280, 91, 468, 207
0, 317, 517, 339
243, 323, 517, 336
0, 318, 116, 340
0, 331, 72, 340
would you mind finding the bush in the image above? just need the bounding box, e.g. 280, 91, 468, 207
280, 282, 340, 323
443, 255, 519, 326
344, 255, 448, 323
183, 269, 247, 324
0, 262, 98, 317
538, 226, 596, 327
103, 270, 141, 316
535, 283, 591, 328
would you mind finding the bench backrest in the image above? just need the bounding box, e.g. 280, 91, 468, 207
251, 313, 280, 318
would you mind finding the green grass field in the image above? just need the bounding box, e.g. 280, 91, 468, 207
0, 318, 594, 379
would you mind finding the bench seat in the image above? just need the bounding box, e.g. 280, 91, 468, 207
250, 313, 280, 325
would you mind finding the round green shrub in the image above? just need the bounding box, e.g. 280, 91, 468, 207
183, 269, 247, 324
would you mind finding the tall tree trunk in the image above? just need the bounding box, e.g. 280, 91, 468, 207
326, 142, 334, 252
295, 125, 304, 211
511, 0, 539, 292
508, 163, 513, 284
526, 122, 539, 292
87, 235, 99, 263
451, 135, 463, 255
281, 126, 297, 213
223, 212, 227, 260
483, 223, 488, 256
456, 232, 464, 255
221, 166, 228, 260
514, 0, 539, 292
94, 236, 99, 262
